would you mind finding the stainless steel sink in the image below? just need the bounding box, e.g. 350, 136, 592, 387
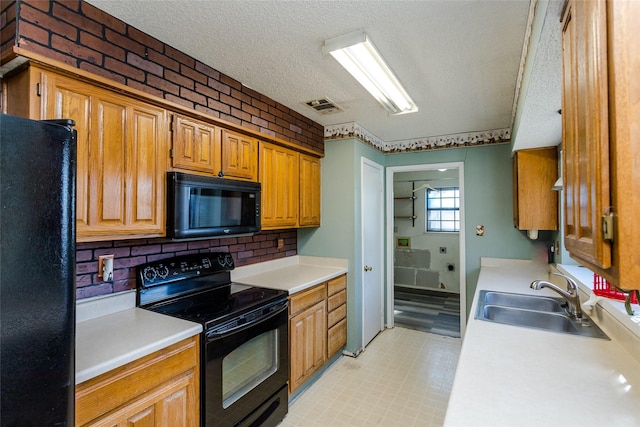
482, 291, 565, 312
475, 290, 609, 339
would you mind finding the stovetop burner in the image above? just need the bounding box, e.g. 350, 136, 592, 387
145, 283, 286, 328
136, 253, 287, 329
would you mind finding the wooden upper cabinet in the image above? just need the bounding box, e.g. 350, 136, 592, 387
171, 114, 221, 175
512, 148, 558, 231
299, 153, 321, 227
561, 0, 612, 269
221, 129, 258, 181
259, 142, 299, 229
40, 70, 168, 241
561, 0, 640, 290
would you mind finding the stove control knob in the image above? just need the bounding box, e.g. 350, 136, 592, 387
142, 266, 157, 282
157, 265, 169, 279
217, 253, 233, 268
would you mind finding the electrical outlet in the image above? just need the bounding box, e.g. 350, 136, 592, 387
98, 254, 114, 281
277, 239, 284, 249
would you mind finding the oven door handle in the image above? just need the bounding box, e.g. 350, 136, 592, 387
206, 301, 287, 341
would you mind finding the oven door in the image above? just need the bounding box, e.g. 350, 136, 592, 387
204, 300, 288, 427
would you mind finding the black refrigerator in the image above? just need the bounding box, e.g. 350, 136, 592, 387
1, 114, 77, 426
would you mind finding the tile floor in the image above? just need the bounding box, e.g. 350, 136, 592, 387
280, 327, 462, 427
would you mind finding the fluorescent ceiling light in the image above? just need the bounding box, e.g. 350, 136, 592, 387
323, 30, 418, 115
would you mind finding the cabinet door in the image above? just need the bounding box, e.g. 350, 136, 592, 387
512, 148, 558, 231
172, 114, 221, 175
289, 300, 326, 393
87, 93, 166, 239
221, 129, 258, 181
259, 142, 299, 228
41, 70, 168, 241
124, 102, 167, 235
81, 375, 194, 427
42, 73, 92, 231
299, 154, 321, 227
561, 0, 612, 268
604, 0, 640, 289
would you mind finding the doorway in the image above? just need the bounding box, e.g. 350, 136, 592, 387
385, 162, 466, 338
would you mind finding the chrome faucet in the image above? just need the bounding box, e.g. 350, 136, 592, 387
531, 273, 582, 319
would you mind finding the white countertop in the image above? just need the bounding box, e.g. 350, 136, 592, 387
75, 304, 201, 384
444, 258, 640, 427
75, 255, 347, 384
232, 255, 348, 293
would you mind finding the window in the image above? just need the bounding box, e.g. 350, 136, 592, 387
426, 187, 460, 232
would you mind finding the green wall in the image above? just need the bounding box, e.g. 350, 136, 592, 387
298, 138, 548, 352
298, 138, 384, 354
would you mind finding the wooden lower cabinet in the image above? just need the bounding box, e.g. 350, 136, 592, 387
326, 275, 347, 358
75, 337, 199, 427
288, 274, 347, 393
288, 284, 326, 393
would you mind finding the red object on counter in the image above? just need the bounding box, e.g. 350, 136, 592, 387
593, 273, 639, 304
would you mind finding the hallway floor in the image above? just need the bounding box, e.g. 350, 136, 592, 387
280, 327, 462, 427
394, 287, 461, 338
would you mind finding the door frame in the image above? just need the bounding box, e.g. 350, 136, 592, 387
361, 157, 385, 349
385, 162, 467, 337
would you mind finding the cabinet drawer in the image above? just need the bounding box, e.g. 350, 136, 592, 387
327, 275, 346, 296
289, 284, 325, 317
327, 303, 346, 328
327, 289, 346, 312
327, 318, 347, 358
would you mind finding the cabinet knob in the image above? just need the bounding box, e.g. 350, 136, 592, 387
364, 265, 372, 272
218, 171, 224, 177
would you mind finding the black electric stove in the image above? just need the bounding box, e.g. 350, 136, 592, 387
136, 252, 289, 427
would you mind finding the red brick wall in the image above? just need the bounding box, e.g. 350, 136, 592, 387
1, 1, 17, 57
76, 230, 298, 299
5, 0, 325, 299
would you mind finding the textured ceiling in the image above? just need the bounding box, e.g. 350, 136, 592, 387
512, 0, 563, 150
86, 0, 560, 151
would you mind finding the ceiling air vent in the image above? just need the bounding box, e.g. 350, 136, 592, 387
304, 98, 343, 115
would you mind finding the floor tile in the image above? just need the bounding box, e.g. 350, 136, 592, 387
280, 327, 461, 427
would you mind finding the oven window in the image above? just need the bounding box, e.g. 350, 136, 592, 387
222, 330, 278, 409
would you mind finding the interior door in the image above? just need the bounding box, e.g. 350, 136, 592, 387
361, 158, 384, 348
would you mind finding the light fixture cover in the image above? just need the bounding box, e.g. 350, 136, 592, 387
323, 30, 418, 115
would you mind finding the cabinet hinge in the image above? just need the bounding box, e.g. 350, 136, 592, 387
36, 83, 41, 97
169, 148, 174, 158
602, 214, 614, 241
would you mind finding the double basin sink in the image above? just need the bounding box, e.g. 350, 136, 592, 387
475, 290, 609, 339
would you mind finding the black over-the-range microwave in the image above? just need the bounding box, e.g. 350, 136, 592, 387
166, 172, 261, 240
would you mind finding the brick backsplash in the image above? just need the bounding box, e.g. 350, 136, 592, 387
3, 0, 323, 299
76, 230, 298, 300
